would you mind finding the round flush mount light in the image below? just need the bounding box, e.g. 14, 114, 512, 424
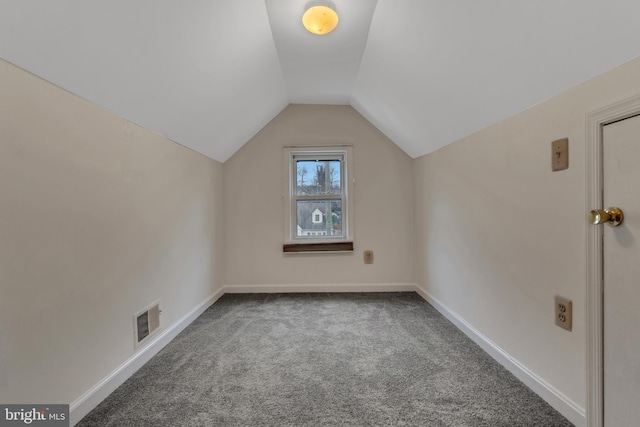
302, 5, 339, 35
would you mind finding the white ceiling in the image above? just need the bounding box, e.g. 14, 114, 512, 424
1, 1, 640, 162
265, 0, 377, 105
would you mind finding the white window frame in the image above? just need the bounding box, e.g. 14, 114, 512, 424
283, 145, 354, 246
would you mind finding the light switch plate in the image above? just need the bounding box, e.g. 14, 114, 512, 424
551, 138, 569, 171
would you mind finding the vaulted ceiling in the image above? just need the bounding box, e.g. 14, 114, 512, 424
2, 1, 639, 162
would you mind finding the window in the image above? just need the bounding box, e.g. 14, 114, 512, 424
283, 146, 354, 252
312, 209, 322, 224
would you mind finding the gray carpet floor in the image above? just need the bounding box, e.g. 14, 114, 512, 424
78, 292, 573, 426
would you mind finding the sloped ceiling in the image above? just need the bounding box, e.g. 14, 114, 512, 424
1, 1, 639, 162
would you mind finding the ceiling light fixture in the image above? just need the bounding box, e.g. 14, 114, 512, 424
302, 5, 339, 35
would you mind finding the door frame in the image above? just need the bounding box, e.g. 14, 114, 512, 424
586, 93, 640, 427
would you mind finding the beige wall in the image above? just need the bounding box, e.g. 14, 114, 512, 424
6, 43, 639, 422
414, 56, 640, 414
224, 105, 414, 287
0, 59, 224, 404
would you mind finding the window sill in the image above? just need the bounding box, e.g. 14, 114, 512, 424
283, 241, 354, 253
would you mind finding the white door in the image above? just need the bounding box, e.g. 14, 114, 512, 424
602, 114, 640, 426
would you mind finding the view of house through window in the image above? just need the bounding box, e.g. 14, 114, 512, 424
286, 148, 350, 243
296, 158, 342, 238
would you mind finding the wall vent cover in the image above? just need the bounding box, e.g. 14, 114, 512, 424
134, 301, 161, 348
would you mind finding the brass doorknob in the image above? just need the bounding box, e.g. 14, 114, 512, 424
589, 207, 624, 227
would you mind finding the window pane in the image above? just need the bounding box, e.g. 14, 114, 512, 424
296, 200, 343, 237
296, 160, 341, 196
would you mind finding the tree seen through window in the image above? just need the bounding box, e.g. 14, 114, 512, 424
295, 159, 342, 237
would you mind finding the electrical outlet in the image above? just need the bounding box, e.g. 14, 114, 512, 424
555, 296, 572, 331
364, 250, 374, 264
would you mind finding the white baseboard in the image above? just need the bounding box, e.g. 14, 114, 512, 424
69, 287, 225, 426
69, 284, 584, 426
222, 283, 417, 294
414, 286, 586, 427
